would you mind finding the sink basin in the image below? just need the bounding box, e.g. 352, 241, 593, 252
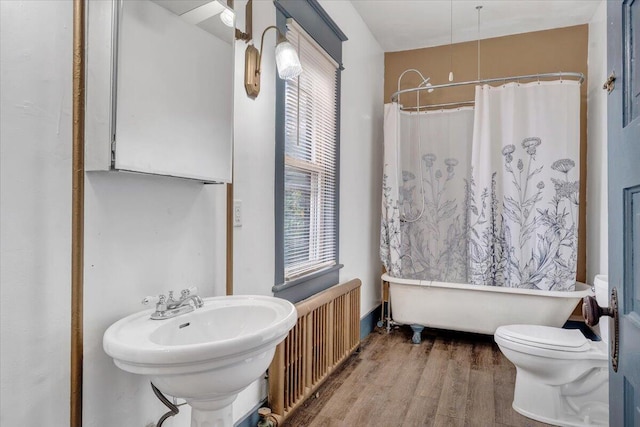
103, 295, 297, 427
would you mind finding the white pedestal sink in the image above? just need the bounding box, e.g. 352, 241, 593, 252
103, 295, 297, 427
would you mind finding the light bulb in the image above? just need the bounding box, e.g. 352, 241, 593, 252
219, 9, 234, 27
275, 41, 302, 80
449, 71, 454, 82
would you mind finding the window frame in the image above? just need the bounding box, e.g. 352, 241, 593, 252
273, 0, 347, 303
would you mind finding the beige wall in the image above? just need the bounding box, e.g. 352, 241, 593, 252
384, 25, 589, 283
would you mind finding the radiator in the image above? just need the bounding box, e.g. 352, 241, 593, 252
268, 279, 362, 419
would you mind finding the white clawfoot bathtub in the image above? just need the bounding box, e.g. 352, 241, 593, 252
382, 273, 592, 342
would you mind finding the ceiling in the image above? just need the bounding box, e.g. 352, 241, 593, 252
151, 0, 234, 43
351, 0, 602, 52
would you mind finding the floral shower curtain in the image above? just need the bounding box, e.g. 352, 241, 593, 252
468, 81, 580, 291
380, 103, 402, 277
381, 80, 581, 291
380, 104, 474, 282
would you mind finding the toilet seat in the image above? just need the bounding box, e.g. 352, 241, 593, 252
496, 324, 591, 352
495, 325, 607, 361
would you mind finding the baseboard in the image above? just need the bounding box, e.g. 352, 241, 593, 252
360, 304, 382, 340
234, 398, 267, 427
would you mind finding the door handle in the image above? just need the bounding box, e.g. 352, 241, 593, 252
582, 287, 619, 372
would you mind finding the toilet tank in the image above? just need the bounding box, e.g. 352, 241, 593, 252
593, 275, 609, 344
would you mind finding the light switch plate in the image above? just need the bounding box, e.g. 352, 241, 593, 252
233, 200, 242, 227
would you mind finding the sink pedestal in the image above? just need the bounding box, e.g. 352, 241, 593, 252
189, 395, 235, 427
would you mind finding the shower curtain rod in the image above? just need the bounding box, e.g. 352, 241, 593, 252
400, 100, 475, 112
391, 71, 584, 103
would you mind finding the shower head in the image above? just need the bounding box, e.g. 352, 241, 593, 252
418, 77, 435, 93
396, 69, 433, 104
420, 78, 435, 93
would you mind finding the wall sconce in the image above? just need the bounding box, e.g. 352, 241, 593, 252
234, 0, 302, 98
244, 26, 302, 98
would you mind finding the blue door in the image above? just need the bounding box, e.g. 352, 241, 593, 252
608, 1, 640, 425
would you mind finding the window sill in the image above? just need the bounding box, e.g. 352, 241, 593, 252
273, 263, 344, 303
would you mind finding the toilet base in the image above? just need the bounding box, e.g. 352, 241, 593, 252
512, 369, 608, 427
513, 402, 608, 427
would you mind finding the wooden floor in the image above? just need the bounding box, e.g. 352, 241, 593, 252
282, 326, 551, 427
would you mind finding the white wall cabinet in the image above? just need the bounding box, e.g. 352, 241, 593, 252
86, 0, 234, 183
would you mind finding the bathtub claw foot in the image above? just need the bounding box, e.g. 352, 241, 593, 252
410, 325, 424, 344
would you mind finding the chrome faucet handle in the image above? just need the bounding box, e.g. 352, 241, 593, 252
142, 295, 167, 314
179, 287, 203, 308
180, 286, 199, 296
142, 294, 165, 305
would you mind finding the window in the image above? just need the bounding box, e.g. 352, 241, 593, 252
273, 1, 347, 302
283, 20, 338, 282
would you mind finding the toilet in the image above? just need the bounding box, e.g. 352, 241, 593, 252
495, 275, 610, 427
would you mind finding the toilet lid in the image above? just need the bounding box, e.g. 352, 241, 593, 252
496, 324, 591, 352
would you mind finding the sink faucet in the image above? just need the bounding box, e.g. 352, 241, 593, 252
169, 289, 204, 310
142, 287, 204, 320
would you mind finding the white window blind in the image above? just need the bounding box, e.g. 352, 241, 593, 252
283, 19, 339, 282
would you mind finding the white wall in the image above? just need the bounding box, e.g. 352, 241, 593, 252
232, 0, 277, 299
230, 0, 385, 415
320, 0, 385, 317
234, 1, 384, 315
1, 1, 227, 426
1, 0, 383, 425
1, 1, 72, 424
232, 0, 384, 311
229, 3, 279, 416
83, 173, 227, 427
586, 0, 608, 283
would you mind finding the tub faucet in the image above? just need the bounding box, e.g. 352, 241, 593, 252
142, 287, 204, 320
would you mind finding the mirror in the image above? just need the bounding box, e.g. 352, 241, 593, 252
85, 0, 235, 183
